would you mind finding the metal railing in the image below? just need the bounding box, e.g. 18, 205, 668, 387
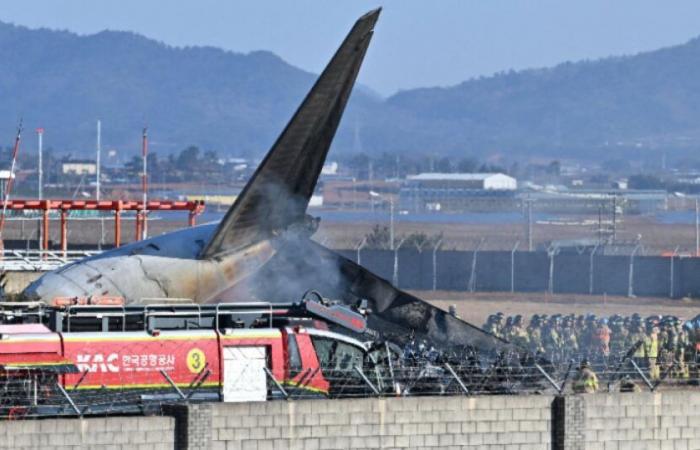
0, 250, 101, 271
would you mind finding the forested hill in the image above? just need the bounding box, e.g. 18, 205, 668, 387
373, 35, 700, 159
0, 21, 379, 157
1, 20, 700, 161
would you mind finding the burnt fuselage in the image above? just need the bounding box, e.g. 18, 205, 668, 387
24, 223, 277, 303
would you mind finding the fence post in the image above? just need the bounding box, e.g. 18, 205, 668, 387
628, 243, 642, 298
547, 246, 559, 294
468, 238, 485, 292
589, 244, 599, 295
356, 237, 367, 266
432, 239, 443, 291
393, 238, 406, 287
670, 246, 679, 298
510, 241, 519, 293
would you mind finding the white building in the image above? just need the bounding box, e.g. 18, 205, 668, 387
62, 160, 97, 176
400, 173, 518, 212
406, 173, 517, 190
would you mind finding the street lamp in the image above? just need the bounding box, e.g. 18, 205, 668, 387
589, 244, 599, 295
628, 237, 642, 298
670, 246, 679, 299
369, 190, 394, 250
510, 241, 519, 293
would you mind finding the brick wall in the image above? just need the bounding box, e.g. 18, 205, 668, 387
208, 395, 553, 450
0, 415, 174, 450
582, 391, 700, 450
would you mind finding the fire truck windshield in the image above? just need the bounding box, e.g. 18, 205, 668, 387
310, 336, 364, 375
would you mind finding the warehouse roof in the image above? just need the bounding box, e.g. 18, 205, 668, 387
407, 173, 511, 181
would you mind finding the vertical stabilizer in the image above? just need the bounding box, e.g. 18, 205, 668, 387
201, 9, 381, 258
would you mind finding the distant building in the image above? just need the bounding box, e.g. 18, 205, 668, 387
62, 160, 97, 176
611, 179, 628, 190
399, 173, 517, 212
321, 162, 339, 176
406, 173, 517, 190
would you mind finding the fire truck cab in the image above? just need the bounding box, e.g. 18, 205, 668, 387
0, 294, 381, 416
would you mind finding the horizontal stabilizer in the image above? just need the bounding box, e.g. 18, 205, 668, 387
201, 9, 380, 258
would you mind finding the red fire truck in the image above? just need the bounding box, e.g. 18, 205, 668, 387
0, 293, 384, 417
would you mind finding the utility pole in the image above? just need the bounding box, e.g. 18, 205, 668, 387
36, 128, 44, 253
524, 197, 533, 251
36, 128, 44, 200
612, 195, 617, 243
389, 197, 395, 251
96, 120, 103, 250
96, 120, 101, 201
510, 241, 519, 293
628, 240, 642, 298
432, 239, 443, 291
695, 197, 699, 256
141, 127, 148, 240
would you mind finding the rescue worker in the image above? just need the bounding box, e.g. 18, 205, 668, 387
509, 315, 530, 349
609, 316, 627, 358
561, 316, 579, 362
619, 375, 641, 393
673, 320, 689, 379
592, 318, 611, 363
543, 316, 562, 360
644, 323, 660, 381
573, 359, 599, 394
629, 324, 647, 370
657, 320, 674, 378
448, 304, 460, 319
528, 316, 544, 355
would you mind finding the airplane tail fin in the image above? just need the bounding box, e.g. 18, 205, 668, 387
201, 9, 380, 258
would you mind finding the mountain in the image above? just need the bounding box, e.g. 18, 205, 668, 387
0, 21, 379, 158
1, 20, 700, 162
373, 37, 700, 160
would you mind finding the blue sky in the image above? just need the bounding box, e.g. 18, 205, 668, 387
2, 1, 700, 95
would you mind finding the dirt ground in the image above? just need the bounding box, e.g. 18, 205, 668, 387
415, 290, 700, 326
4, 211, 699, 255
317, 216, 700, 254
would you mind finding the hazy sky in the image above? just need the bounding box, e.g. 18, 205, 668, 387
2, 1, 700, 95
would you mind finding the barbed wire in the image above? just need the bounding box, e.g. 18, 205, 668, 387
1, 351, 699, 420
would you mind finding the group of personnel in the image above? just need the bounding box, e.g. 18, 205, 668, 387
481, 312, 700, 387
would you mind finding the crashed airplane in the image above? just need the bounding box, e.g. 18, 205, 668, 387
24, 9, 512, 355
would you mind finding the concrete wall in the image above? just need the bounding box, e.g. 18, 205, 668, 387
207, 395, 553, 450
581, 391, 700, 450
0, 415, 174, 449
3, 391, 700, 449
